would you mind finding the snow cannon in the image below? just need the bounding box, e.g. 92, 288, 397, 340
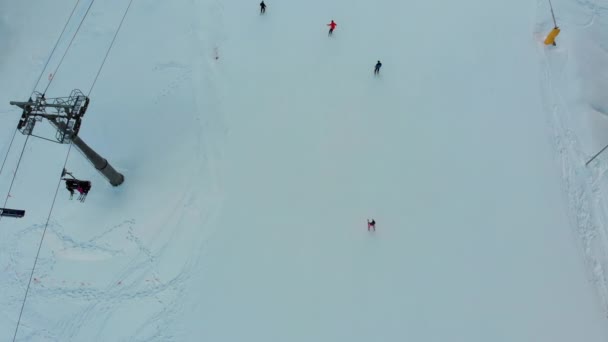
544, 27, 560, 46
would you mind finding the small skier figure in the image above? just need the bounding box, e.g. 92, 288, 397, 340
260, 1, 266, 14
367, 219, 376, 231
374, 60, 382, 75
327, 20, 337, 36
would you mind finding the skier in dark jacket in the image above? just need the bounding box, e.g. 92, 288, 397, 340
374, 61, 382, 75
367, 219, 376, 231
260, 1, 266, 14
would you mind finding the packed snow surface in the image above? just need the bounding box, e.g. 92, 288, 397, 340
1, 0, 608, 341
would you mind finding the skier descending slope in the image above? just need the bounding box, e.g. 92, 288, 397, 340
260, 1, 266, 14
367, 219, 376, 231
327, 20, 337, 36
374, 60, 382, 75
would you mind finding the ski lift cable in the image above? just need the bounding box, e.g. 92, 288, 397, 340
11, 1, 135, 338
548, 0, 557, 28
0, 0, 82, 177
11, 145, 73, 342
0, 129, 18, 176
31, 134, 65, 145
43, 0, 97, 95
65, 0, 134, 179
2, 0, 93, 214
0, 135, 30, 224
4, 0, 121, 181
35, 0, 83, 95
88, 0, 135, 97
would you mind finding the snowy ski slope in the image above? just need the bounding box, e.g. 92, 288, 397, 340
536, 0, 608, 315
1, 0, 608, 341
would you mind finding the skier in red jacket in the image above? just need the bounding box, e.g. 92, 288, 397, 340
327, 20, 337, 36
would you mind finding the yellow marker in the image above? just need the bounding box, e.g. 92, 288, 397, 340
544, 27, 561, 45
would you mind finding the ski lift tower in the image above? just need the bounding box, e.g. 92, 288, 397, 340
10, 90, 124, 186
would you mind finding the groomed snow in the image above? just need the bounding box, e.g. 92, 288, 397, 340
0, 0, 607, 341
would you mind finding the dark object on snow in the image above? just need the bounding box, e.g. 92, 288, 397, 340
260, 1, 266, 14
64, 179, 92, 202
0, 208, 25, 218
62, 169, 92, 202
374, 61, 382, 75
367, 219, 376, 231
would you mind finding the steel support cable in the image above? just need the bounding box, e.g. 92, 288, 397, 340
0, 129, 18, 176
88, 0, 134, 96
0, 135, 30, 224
2, 0, 94, 211
34, 0, 82, 94
0, 0, 82, 177
548, 0, 557, 27
43, 0, 96, 95
11, 144, 73, 342
12, 1, 135, 340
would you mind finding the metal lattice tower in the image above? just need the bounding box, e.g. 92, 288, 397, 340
10, 90, 124, 186
11, 90, 89, 143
